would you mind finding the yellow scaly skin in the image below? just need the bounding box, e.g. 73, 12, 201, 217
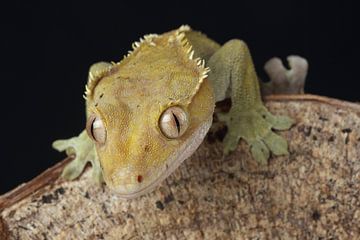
53, 26, 294, 199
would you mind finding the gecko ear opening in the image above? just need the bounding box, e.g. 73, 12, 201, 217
86, 114, 107, 144
159, 106, 189, 139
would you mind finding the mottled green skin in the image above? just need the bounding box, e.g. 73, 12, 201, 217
53, 26, 293, 199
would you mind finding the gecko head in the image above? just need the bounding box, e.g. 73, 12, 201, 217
84, 26, 215, 199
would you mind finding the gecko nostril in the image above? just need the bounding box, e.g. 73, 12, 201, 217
137, 175, 143, 183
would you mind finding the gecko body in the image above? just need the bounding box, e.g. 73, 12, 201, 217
53, 26, 294, 198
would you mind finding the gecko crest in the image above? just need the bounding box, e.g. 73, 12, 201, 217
84, 25, 210, 105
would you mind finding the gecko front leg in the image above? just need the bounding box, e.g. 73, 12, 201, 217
52, 62, 114, 183
208, 39, 294, 164
53, 130, 103, 183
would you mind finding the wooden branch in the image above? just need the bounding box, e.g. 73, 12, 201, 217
1, 94, 360, 239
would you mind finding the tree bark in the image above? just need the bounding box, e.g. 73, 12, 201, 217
1, 94, 360, 240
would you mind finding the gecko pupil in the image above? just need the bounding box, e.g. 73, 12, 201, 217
172, 112, 181, 134
90, 119, 95, 139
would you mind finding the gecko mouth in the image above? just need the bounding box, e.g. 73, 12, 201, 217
113, 116, 213, 199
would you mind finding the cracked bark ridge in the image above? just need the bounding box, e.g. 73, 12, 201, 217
1, 94, 360, 239
0, 216, 9, 240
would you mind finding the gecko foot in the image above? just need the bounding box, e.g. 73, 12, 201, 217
218, 105, 294, 164
261, 55, 308, 95
52, 130, 103, 183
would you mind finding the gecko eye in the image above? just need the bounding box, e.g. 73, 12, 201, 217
86, 115, 106, 144
159, 106, 189, 139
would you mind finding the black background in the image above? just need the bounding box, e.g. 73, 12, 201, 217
0, 1, 355, 194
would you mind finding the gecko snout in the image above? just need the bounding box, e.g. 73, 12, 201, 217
103, 165, 155, 198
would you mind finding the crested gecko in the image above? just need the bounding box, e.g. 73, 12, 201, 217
53, 25, 295, 199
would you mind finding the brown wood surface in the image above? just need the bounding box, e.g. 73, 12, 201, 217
1, 94, 360, 239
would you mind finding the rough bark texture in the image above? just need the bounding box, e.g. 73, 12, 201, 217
1, 94, 360, 240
